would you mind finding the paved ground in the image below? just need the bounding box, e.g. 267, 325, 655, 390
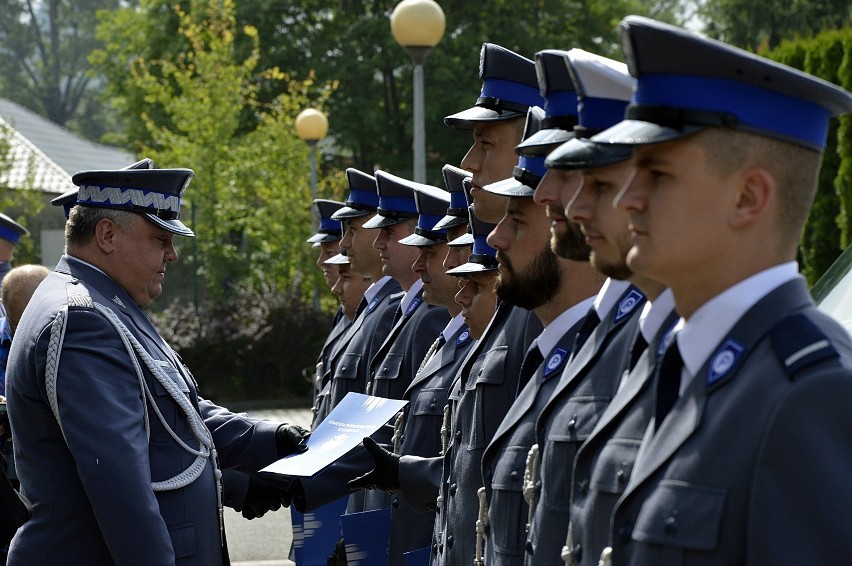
228, 406, 313, 566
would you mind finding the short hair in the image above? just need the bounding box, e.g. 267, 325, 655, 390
695, 128, 822, 241
65, 207, 139, 251
1, 264, 50, 327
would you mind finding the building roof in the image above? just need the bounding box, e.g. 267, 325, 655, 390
0, 97, 135, 195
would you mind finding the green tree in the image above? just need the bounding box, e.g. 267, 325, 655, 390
0, 0, 125, 141
106, 0, 338, 302
768, 28, 852, 284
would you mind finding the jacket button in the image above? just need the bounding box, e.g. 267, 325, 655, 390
572, 544, 582, 561
616, 469, 626, 483
449, 483, 457, 496
340, 366, 346, 372
456, 430, 462, 441
525, 540, 534, 554
447, 535, 454, 549
664, 515, 678, 534
567, 415, 578, 431
430, 403, 436, 410
510, 470, 519, 482
383, 365, 389, 371
432, 543, 438, 554
578, 478, 589, 495
392, 497, 399, 508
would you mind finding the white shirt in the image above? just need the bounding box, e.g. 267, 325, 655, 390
363, 275, 393, 305
535, 295, 597, 357
593, 278, 633, 321
639, 288, 676, 345
442, 312, 466, 342
676, 262, 799, 394
399, 278, 424, 316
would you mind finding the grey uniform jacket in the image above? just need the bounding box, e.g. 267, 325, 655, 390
526, 286, 646, 566
427, 303, 542, 566
312, 307, 350, 408
610, 278, 852, 565
6, 256, 281, 566
567, 309, 678, 566
481, 321, 582, 566
386, 323, 474, 566
312, 279, 402, 428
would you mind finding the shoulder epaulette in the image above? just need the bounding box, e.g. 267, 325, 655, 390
770, 313, 840, 379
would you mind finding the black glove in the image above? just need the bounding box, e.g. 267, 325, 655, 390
276, 424, 311, 457
345, 437, 401, 493
240, 476, 291, 520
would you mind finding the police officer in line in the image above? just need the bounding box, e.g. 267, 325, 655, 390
522, 50, 650, 566
327, 252, 372, 323
349, 175, 475, 564
477, 105, 602, 565
589, 16, 852, 564
311, 168, 402, 430
7, 165, 310, 565
307, 198, 347, 405
532, 48, 676, 565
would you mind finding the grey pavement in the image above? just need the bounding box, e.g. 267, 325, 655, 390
228, 406, 314, 566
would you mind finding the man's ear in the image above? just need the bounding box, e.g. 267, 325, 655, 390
93, 218, 119, 254
729, 167, 775, 229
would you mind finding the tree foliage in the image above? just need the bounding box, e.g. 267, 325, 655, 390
0, 0, 125, 140
767, 28, 852, 285
96, 0, 342, 302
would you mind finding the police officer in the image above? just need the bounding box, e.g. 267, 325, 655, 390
524, 49, 649, 565
589, 16, 852, 564
479, 103, 602, 566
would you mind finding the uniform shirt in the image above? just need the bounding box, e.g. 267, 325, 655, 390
536, 296, 596, 359
593, 279, 632, 321
365, 275, 394, 307
400, 278, 424, 316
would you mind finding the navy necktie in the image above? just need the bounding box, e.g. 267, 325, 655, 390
571, 309, 600, 357
516, 345, 544, 396
654, 338, 683, 431
355, 297, 368, 317
392, 306, 403, 326
628, 332, 649, 372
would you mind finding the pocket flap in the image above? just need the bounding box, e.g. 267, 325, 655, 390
336, 352, 362, 380
491, 445, 529, 492
374, 353, 404, 381
590, 438, 641, 494
412, 387, 448, 416
168, 523, 196, 559
467, 346, 508, 389
152, 363, 191, 397
633, 480, 727, 551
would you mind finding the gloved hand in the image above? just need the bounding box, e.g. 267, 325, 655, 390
345, 437, 401, 493
240, 476, 291, 520
276, 424, 311, 457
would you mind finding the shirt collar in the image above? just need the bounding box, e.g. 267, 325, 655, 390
639, 288, 676, 343
363, 275, 393, 304
536, 295, 597, 357
593, 278, 632, 321
442, 312, 466, 341
400, 278, 423, 315
677, 262, 799, 383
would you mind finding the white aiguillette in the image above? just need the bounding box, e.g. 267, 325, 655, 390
260, 393, 407, 478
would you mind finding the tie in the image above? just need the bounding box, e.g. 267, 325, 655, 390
392, 306, 403, 326
416, 334, 446, 375
653, 338, 683, 430
571, 309, 600, 357
516, 344, 544, 396
355, 297, 368, 317
628, 332, 648, 372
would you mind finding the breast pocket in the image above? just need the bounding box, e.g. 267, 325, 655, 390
409, 387, 449, 457
372, 353, 404, 397
542, 398, 610, 512
632, 480, 727, 553
489, 445, 529, 557
332, 352, 363, 404
590, 438, 642, 495
150, 363, 193, 442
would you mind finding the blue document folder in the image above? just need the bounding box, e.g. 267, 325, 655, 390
341, 508, 391, 566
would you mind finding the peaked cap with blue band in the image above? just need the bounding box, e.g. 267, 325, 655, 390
516, 49, 579, 156
546, 49, 634, 170
307, 199, 344, 244
444, 43, 544, 131
52, 158, 154, 218
591, 16, 852, 151
446, 208, 498, 274
399, 183, 452, 247
331, 168, 379, 220
70, 164, 194, 237
0, 213, 28, 245
484, 106, 548, 198
361, 171, 419, 229
434, 164, 472, 231
447, 179, 476, 247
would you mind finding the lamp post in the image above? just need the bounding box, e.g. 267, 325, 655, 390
391, 0, 445, 183
295, 108, 329, 312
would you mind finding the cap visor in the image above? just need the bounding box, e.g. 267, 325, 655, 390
482, 177, 534, 198
307, 232, 342, 244
399, 233, 442, 247
331, 206, 374, 220
590, 119, 704, 146
145, 214, 194, 237
446, 261, 497, 275
444, 106, 526, 131
545, 138, 633, 171
433, 214, 468, 231
324, 253, 349, 265
361, 214, 405, 229
516, 128, 576, 156
448, 233, 475, 247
